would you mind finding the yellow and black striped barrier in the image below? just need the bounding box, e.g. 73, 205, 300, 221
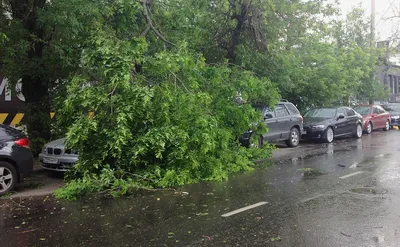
0, 113, 56, 126
0, 112, 93, 126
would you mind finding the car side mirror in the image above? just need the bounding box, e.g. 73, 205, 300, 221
337, 114, 345, 120
264, 113, 274, 119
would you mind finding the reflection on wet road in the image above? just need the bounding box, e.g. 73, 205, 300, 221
2, 131, 400, 246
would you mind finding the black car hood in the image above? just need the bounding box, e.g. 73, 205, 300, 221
304, 117, 333, 126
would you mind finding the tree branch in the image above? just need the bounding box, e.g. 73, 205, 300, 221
139, 0, 176, 47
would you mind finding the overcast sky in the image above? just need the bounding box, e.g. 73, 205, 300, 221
338, 0, 399, 41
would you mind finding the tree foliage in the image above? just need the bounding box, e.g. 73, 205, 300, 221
1, 0, 387, 198
53, 0, 277, 198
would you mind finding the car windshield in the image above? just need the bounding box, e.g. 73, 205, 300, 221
353, 106, 371, 116
251, 105, 265, 113
304, 108, 337, 118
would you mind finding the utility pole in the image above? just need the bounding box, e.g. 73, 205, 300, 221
371, 0, 376, 46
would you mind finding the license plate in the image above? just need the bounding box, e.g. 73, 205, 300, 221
43, 157, 59, 164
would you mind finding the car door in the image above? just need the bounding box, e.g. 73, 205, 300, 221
371, 107, 382, 128
285, 103, 303, 129
345, 108, 359, 133
263, 107, 280, 142
377, 106, 388, 128
274, 104, 291, 140
334, 108, 348, 135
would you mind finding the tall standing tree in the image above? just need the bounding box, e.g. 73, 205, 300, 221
0, 0, 51, 153
0, 0, 86, 153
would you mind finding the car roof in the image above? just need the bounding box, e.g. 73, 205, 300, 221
309, 107, 340, 109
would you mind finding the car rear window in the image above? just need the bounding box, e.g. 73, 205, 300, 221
346, 109, 356, 116
0, 125, 24, 141
285, 103, 300, 115
353, 106, 371, 116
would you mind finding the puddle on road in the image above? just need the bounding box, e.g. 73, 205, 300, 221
350, 188, 388, 195
298, 168, 325, 179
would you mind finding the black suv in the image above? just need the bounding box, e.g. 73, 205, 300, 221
0, 125, 33, 195
240, 101, 303, 147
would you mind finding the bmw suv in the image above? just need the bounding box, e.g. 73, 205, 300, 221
240, 101, 303, 147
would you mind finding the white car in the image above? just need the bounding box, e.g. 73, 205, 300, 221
39, 138, 78, 172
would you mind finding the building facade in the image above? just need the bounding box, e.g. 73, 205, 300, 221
382, 65, 400, 103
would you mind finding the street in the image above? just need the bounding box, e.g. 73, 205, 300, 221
2, 130, 400, 247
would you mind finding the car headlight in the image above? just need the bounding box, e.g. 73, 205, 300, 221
42, 146, 47, 154
312, 125, 325, 129
392, 116, 400, 120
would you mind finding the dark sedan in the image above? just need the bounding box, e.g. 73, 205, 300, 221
381, 104, 400, 128
302, 107, 363, 143
0, 125, 33, 195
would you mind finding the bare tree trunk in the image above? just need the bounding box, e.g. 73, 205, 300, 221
10, 0, 51, 154
227, 2, 251, 64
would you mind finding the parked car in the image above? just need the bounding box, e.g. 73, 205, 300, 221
353, 105, 390, 134
39, 138, 78, 172
0, 125, 33, 195
302, 107, 363, 143
239, 101, 303, 147
381, 104, 400, 129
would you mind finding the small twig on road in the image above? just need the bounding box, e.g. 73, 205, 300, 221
340, 231, 352, 237
19, 229, 37, 234
8, 198, 26, 208
202, 235, 212, 240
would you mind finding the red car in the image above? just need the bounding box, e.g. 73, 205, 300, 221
353, 105, 390, 134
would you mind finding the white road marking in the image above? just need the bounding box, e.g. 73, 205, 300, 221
339, 171, 364, 179
349, 162, 358, 169
221, 202, 268, 217
301, 194, 324, 204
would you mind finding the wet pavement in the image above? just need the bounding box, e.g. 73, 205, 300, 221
2, 131, 400, 246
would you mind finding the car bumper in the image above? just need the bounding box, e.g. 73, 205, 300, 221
239, 132, 252, 147
390, 118, 400, 126
302, 129, 324, 139
38, 153, 78, 172
13, 146, 34, 181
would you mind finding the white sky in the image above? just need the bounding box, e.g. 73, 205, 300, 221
338, 0, 399, 41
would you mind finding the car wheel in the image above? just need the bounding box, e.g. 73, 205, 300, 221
354, 124, 363, 139
286, 127, 300, 148
286, 127, 300, 147
323, 127, 334, 143
383, 120, 390, 131
366, 122, 372, 134
0, 162, 17, 196
250, 134, 263, 148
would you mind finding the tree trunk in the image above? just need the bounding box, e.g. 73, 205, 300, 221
11, 0, 51, 155
21, 77, 51, 155
227, 2, 250, 64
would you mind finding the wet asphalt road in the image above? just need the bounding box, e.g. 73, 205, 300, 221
2, 131, 400, 247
